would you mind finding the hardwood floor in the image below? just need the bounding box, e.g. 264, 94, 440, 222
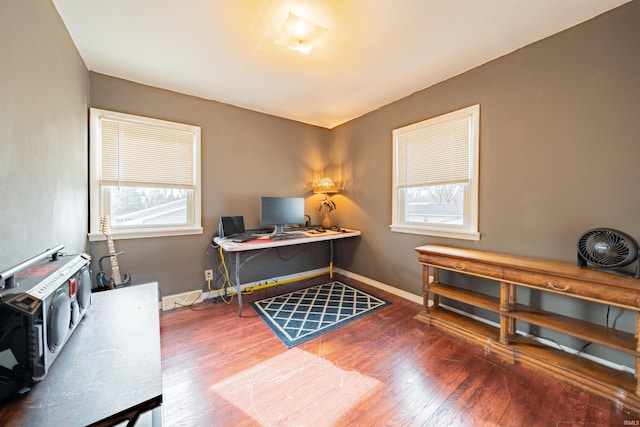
159, 274, 640, 426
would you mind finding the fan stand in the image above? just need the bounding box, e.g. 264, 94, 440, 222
578, 253, 640, 279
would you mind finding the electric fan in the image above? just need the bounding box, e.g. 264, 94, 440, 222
577, 228, 640, 278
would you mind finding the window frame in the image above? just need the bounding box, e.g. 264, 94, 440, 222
88, 108, 203, 241
390, 104, 480, 241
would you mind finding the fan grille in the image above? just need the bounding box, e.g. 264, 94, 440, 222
578, 229, 636, 267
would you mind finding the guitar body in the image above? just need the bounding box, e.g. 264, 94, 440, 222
96, 270, 113, 290
97, 216, 132, 289
96, 268, 130, 290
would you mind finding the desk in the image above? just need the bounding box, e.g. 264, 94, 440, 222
214, 229, 361, 316
0, 283, 163, 426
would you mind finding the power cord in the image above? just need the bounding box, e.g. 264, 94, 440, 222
216, 245, 234, 304
275, 242, 312, 261
209, 235, 317, 301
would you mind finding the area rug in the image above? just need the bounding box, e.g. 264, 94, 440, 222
251, 281, 390, 348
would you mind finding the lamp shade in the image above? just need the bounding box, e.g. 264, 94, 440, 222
313, 177, 338, 194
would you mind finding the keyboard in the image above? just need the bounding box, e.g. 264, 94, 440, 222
227, 234, 257, 242
269, 233, 305, 241
245, 228, 273, 234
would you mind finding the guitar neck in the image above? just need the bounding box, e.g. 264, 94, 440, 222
106, 235, 123, 286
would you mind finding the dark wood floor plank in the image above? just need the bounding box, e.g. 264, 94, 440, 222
159, 274, 640, 426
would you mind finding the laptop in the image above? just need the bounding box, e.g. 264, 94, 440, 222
219, 216, 255, 242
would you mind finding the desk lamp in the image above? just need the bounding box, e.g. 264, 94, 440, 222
313, 177, 338, 229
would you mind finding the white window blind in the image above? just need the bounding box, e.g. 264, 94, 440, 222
397, 115, 471, 188
100, 119, 195, 189
391, 104, 480, 241
89, 108, 202, 240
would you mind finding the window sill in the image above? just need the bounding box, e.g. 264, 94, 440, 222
88, 226, 204, 241
390, 224, 480, 241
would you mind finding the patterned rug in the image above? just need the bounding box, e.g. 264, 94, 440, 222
251, 281, 390, 348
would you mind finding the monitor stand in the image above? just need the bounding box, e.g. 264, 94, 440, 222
272, 225, 285, 235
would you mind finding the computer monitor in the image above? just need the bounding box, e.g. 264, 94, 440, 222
260, 197, 305, 235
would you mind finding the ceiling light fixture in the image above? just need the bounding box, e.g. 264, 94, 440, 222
274, 12, 327, 55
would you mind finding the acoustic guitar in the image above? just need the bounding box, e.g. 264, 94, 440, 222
97, 215, 131, 289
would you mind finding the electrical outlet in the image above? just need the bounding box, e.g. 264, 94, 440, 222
204, 269, 213, 281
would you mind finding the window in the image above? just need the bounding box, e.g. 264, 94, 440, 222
391, 104, 480, 240
89, 108, 202, 240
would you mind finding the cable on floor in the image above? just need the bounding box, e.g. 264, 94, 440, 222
216, 245, 234, 304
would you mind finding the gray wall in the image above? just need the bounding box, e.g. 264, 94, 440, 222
333, 0, 640, 293
0, 0, 89, 271
330, 1, 640, 366
88, 73, 332, 299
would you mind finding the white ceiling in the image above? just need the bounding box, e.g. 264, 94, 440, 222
53, 0, 629, 129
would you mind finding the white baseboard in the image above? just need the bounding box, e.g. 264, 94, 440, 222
161, 268, 423, 311
161, 290, 203, 311
334, 268, 423, 305
201, 267, 330, 301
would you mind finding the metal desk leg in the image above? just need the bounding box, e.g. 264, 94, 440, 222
330, 240, 334, 279
235, 252, 243, 316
